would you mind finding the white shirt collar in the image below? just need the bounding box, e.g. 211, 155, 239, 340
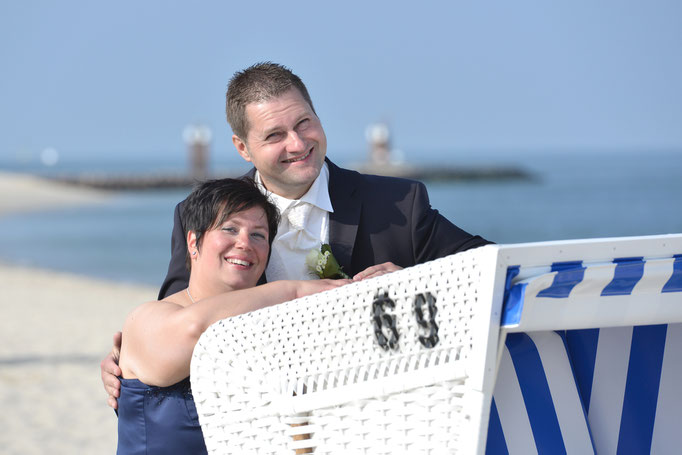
255, 162, 333, 213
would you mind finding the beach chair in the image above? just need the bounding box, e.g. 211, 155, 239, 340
191, 246, 504, 454
494, 235, 682, 454
190, 234, 682, 454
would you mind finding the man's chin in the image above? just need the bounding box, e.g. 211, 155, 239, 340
291, 161, 323, 181
282, 169, 319, 187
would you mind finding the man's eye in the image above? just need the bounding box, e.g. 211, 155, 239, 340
297, 119, 310, 129
266, 132, 282, 141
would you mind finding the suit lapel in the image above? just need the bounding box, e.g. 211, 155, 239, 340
243, 166, 268, 282
249, 161, 361, 278
326, 159, 361, 273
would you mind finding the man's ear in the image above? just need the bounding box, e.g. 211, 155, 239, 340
232, 135, 252, 162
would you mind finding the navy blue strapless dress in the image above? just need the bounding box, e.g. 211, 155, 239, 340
117, 377, 207, 454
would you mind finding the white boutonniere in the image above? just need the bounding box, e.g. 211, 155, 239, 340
306, 244, 350, 279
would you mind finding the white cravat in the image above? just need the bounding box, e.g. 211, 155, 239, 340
278, 201, 319, 251
255, 163, 332, 281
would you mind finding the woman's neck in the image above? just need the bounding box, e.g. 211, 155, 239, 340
186, 276, 234, 305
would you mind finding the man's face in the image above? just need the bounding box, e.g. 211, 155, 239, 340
233, 88, 327, 199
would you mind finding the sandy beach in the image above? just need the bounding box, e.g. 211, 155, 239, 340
0, 171, 111, 214
0, 172, 156, 454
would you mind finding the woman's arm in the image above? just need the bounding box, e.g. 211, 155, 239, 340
121, 279, 348, 387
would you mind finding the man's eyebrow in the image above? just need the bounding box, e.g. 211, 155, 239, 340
257, 119, 288, 138
261, 125, 282, 137
261, 113, 310, 137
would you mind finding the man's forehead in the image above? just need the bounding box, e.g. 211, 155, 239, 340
249, 88, 309, 111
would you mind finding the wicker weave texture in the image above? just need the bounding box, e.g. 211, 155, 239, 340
191, 249, 494, 454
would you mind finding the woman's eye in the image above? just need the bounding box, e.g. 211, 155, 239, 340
251, 232, 266, 240
222, 227, 237, 234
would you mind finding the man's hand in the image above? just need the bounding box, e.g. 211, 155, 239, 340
353, 262, 402, 281
101, 332, 122, 410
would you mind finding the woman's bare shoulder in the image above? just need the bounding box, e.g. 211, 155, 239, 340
125, 292, 187, 325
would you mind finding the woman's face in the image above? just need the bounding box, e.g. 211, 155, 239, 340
194, 205, 270, 292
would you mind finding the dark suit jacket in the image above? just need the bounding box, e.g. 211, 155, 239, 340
158, 159, 490, 299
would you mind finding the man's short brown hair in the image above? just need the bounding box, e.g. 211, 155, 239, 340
226, 62, 316, 141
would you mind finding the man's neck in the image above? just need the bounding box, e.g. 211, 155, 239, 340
262, 183, 310, 200
255, 176, 312, 202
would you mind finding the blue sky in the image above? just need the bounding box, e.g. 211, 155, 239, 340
2, 0, 681, 166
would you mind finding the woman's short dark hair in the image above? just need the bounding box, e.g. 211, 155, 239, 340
181, 178, 280, 269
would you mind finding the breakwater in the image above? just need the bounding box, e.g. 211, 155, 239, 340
50, 163, 534, 190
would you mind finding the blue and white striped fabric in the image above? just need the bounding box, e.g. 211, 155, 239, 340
502, 255, 682, 332
486, 332, 595, 454
490, 253, 682, 454
566, 323, 682, 455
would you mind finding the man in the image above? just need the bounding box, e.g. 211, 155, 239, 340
102, 62, 490, 408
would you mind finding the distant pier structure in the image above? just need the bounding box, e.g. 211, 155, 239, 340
50, 121, 534, 190
183, 124, 212, 181
355, 121, 533, 182
52, 124, 225, 190
366, 122, 392, 166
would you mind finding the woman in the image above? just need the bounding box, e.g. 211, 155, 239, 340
116, 178, 348, 454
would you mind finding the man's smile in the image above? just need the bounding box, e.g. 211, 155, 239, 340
282, 148, 312, 164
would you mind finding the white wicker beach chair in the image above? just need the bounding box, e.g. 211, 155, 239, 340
191, 234, 682, 454
191, 247, 504, 454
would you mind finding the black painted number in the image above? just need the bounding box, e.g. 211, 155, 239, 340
372, 291, 399, 350
414, 292, 439, 348
371, 291, 440, 350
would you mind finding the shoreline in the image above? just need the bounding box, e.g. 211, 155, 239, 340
0, 170, 171, 288
0, 173, 155, 453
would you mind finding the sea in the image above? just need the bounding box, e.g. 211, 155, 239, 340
1, 149, 681, 287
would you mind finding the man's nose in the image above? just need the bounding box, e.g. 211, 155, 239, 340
285, 131, 305, 151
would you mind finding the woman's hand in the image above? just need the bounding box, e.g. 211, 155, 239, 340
295, 278, 351, 299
